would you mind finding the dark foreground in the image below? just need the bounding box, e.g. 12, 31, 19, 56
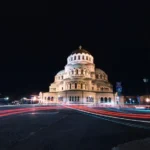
0, 105, 150, 150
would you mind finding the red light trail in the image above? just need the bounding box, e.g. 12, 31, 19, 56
67, 105, 150, 119
0, 106, 64, 117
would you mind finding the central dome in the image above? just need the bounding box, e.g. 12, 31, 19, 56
71, 46, 91, 55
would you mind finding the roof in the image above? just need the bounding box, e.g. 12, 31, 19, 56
71, 46, 91, 55
95, 68, 105, 73
57, 70, 65, 75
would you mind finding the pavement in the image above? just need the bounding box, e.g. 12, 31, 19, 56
0, 105, 150, 150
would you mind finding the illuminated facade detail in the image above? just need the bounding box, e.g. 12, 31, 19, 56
39, 46, 114, 104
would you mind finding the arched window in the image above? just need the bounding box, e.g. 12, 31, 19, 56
101, 97, 103, 103
82, 56, 84, 60
75, 69, 78, 74
72, 96, 74, 101
90, 97, 94, 102
78, 96, 80, 101
48, 97, 50, 100
81, 83, 83, 89
69, 96, 71, 101
86, 97, 89, 102
102, 74, 105, 79
70, 83, 71, 89
74, 56, 76, 60
101, 87, 103, 91
105, 97, 107, 103
75, 83, 77, 89
71, 57, 73, 61
75, 96, 76, 101
86, 56, 88, 60
81, 69, 83, 74
78, 55, 80, 60
96, 74, 98, 79
72, 70, 74, 74
51, 97, 54, 101
109, 97, 111, 103
100, 74, 102, 79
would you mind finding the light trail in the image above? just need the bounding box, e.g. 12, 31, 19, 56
65, 105, 150, 124
67, 105, 150, 120
0, 106, 65, 117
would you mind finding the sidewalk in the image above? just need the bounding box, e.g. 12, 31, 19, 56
112, 138, 150, 150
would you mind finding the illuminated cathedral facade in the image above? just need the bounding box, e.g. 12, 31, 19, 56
39, 46, 114, 104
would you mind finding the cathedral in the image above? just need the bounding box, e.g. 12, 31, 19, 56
39, 46, 114, 104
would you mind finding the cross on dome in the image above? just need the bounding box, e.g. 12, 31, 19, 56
79, 45, 82, 49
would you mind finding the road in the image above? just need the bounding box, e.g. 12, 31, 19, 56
0, 105, 150, 150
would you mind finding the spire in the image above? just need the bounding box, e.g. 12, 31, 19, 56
79, 45, 82, 50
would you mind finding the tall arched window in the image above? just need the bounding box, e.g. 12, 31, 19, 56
82, 56, 84, 60
86, 56, 88, 60
75, 96, 76, 101
101, 97, 103, 103
81, 83, 83, 89
105, 97, 107, 103
81, 70, 83, 74
86, 97, 89, 102
96, 74, 98, 79
72, 96, 74, 101
69, 96, 71, 101
78, 96, 80, 101
108, 97, 111, 103
75, 69, 78, 74
48, 97, 50, 100
72, 70, 74, 74
71, 57, 73, 61
74, 56, 76, 60
51, 97, 54, 101
78, 55, 80, 60
70, 83, 71, 89
75, 83, 77, 89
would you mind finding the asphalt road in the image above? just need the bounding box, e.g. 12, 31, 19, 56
0, 105, 150, 150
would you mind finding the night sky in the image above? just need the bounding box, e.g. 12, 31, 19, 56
0, 1, 149, 99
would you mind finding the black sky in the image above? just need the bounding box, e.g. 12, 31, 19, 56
0, 1, 149, 99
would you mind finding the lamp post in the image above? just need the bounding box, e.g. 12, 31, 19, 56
143, 78, 149, 104
143, 78, 149, 94
129, 98, 131, 104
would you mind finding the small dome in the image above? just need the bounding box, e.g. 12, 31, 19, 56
95, 68, 105, 74
71, 46, 91, 55
57, 70, 64, 75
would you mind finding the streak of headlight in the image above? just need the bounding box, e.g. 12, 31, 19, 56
66, 105, 150, 120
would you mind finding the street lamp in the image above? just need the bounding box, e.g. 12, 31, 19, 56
5, 97, 9, 100
143, 78, 149, 94
143, 78, 149, 103
146, 98, 150, 103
